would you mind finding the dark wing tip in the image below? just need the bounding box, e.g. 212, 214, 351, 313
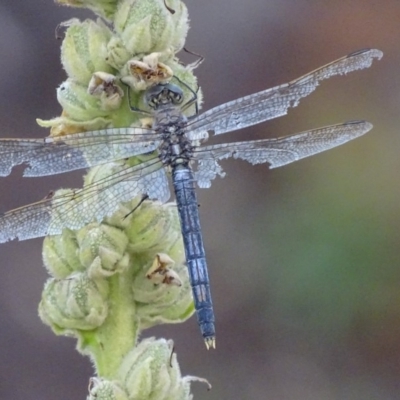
343, 120, 373, 132
348, 48, 383, 60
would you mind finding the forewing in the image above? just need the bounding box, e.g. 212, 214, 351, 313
193, 121, 372, 187
0, 127, 161, 177
0, 157, 170, 242
187, 49, 382, 137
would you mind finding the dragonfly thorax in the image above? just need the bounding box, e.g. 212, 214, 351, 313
157, 118, 194, 168
147, 83, 192, 167
152, 105, 187, 128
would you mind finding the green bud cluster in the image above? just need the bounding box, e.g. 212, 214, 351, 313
39, 0, 199, 134
37, 0, 208, 397
87, 338, 210, 400
41, 198, 193, 339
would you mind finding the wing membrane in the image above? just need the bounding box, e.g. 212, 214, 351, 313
0, 127, 161, 177
0, 157, 170, 242
187, 49, 382, 137
193, 121, 372, 187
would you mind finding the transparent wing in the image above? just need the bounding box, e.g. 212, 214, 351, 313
0, 127, 162, 177
187, 49, 382, 137
0, 157, 170, 242
193, 121, 372, 187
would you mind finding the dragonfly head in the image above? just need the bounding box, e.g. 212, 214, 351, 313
145, 83, 184, 110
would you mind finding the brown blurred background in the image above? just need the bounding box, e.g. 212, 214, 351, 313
0, 1, 400, 399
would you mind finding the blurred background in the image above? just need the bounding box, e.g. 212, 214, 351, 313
0, 1, 399, 399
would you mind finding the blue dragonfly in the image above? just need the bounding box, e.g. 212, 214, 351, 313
0, 48, 382, 348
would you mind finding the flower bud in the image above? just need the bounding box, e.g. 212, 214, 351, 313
117, 338, 210, 400
123, 56, 173, 91
55, 0, 119, 21
42, 229, 84, 279
39, 273, 109, 333
133, 253, 194, 329
88, 378, 129, 400
61, 19, 114, 84
145, 253, 182, 286
57, 79, 110, 121
76, 223, 129, 277
123, 201, 183, 254
114, 0, 189, 56
106, 36, 133, 71
88, 72, 124, 111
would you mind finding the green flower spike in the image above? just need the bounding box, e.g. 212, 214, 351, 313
39, 0, 209, 397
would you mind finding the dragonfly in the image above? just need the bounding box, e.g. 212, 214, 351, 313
0, 48, 382, 349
